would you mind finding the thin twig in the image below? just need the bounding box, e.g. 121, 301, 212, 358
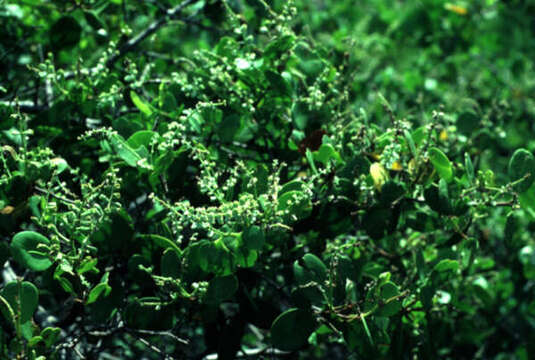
106, 0, 199, 68
34, 186, 77, 205
126, 327, 189, 345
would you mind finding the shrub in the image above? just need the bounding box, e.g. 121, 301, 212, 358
1, 0, 535, 359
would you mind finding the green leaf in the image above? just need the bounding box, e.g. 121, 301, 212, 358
411, 126, 426, 147
265, 70, 292, 98
193, 239, 234, 276
139, 234, 182, 256
221, 234, 258, 268
28, 335, 43, 347
109, 133, 144, 168
277, 190, 312, 222
302, 254, 328, 283
56, 277, 74, 294
216, 113, 241, 142
86, 273, 111, 305
464, 153, 475, 185
126, 130, 159, 149
10, 231, 53, 271
314, 143, 343, 166
404, 130, 417, 156
20, 320, 34, 340
0, 295, 15, 328
0, 281, 39, 323
86, 283, 110, 305
434, 259, 459, 273
456, 111, 479, 135
242, 226, 265, 251
40, 327, 61, 348
429, 147, 453, 182
306, 148, 318, 174
293, 254, 330, 306
508, 148, 535, 193
438, 178, 449, 205
376, 282, 402, 317
130, 91, 153, 117
77, 257, 99, 275
505, 212, 521, 249
264, 34, 296, 60
280, 179, 306, 195
519, 185, 535, 219
271, 308, 316, 351
50, 157, 68, 174
204, 275, 238, 304
161, 248, 181, 277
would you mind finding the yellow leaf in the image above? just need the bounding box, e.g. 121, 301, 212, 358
2, 145, 17, 160
408, 158, 417, 176
390, 161, 403, 171
0, 206, 14, 215
439, 130, 448, 141
445, 3, 468, 15
370, 162, 389, 191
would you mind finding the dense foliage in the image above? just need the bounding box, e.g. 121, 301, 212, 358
1, 0, 535, 359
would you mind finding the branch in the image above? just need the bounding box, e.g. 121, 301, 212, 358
125, 327, 189, 345
0, 100, 47, 114
6, 0, 202, 111
203, 347, 290, 360
106, 0, 199, 68
34, 186, 77, 205
8, 0, 201, 111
